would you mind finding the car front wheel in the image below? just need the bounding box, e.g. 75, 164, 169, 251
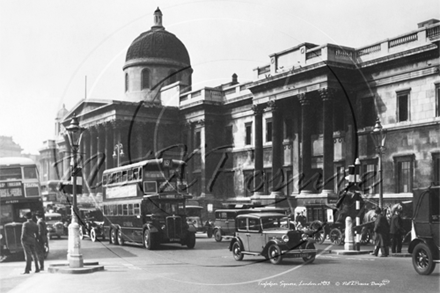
302, 242, 316, 264
232, 242, 244, 261
268, 244, 283, 265
90, 228, 97, 242
187, 233, 196, 249
412, 242, 436, 275
214, 229, 222, 242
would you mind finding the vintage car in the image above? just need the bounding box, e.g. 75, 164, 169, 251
213, 207, 288, 242
229, 213, 317, 265
78, 208, 106, 242
408, 186, 439, 275
186, 205, 212, 238
45, 212, 66, 239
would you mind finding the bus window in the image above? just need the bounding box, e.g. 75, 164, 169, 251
133, 169, 138, 180
134, 203, 140, 215
0, 167, 22, 180
144, 181, 157, 194
123, 204, 128, 215
110, 205, 117, 216
23, 167, 37, 179
117, 205, 122, 215
110, 173, 117, 184
138, 168, 143, 180
128, 170, 133, 181
122, 171, 128, 182
116, 172, 122, 183
0, 205, 13, 222
128, 204, 133, 215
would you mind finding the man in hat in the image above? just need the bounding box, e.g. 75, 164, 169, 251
371, 207, 390, 257
21, 212, 40, 274
35, 211, 48, 270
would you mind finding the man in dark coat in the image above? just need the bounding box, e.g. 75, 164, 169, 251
36, 211, 48, 270
371, 207, 390, 257
390, 209, 404, 253
21, 212, 40, 274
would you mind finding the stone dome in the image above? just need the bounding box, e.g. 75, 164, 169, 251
124, 8, 190, 68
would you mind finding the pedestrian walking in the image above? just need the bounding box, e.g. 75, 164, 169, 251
21, 212, 40, 274
371, 207, 390, 257
36, 211, 48, 270
390, 208, 404, 253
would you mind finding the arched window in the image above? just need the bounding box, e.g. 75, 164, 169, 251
125, 73, 129, 92
141, 69, 150, 89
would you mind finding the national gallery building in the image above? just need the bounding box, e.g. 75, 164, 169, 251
39, 9, 440, 219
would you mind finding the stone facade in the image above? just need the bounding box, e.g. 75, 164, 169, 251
42, 12, 440, 218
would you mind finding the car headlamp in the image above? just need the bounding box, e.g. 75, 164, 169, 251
302, 234, 309, 240
282, 235, 289, 243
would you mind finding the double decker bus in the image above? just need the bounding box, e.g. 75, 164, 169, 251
101, 158, 196, 250
0, 157, 44, 261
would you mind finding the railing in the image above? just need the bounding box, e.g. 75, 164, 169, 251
427, 26, 440, 40
357, 44, 381, 57
388, 33, 418, 48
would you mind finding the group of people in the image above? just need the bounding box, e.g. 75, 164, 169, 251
21, 211, 47, 274
371, 206, 405, 257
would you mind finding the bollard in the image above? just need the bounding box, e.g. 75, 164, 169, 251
344, 216, 355, 250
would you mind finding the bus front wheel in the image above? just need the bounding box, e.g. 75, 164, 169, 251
110, 229, 118, 245
144, 230, 156, 250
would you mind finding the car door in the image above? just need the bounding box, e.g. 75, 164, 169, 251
247, 217, 265, 253
236, 217, 249, 250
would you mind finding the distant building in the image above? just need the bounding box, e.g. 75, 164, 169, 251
45, 9, 439, 216
0, 136, 23, 157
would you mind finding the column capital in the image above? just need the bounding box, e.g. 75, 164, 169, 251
252, 104, 264, 115
298, 93, 311, 106
319, 87, 336, 101
266, 100, 278, 111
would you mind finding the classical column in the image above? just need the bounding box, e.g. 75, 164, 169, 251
268, 100, 283, 196
320, 88, 335, 195
96, 124, 106, 193
298, 93, 313, 194
252, 104, 264, 196
105, 122, 114, 171
83, 129, 91, 194
198, 120, 208, 197
89, 126, 99, 193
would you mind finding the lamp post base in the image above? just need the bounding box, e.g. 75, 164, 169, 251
67, 222, 84, 268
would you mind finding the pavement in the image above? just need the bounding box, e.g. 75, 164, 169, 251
45, 242, 411, 274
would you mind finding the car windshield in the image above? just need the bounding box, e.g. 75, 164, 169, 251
261, 216, 286, 230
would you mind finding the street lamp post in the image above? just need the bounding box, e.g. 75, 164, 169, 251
370, 117, 387, 209
113, 142, 124, 167
65, 114, 85, 268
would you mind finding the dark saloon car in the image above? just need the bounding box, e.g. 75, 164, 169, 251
409, 186, 439, 275
78, 208, 105, 242
229, 213, 317, 265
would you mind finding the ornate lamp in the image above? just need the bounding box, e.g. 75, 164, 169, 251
370, 117, 387, 208
65, 114, 85, 268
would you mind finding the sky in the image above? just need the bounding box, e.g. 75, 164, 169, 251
0, 0, 439, 155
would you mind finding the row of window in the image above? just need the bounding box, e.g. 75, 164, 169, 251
102, 167, 142, 186
103, 203, 141, 216
231, 85, 440, 147
124, 69, 180, 92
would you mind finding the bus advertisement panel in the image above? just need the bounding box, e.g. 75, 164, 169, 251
0, 157, 44, 262
101, 158, 196, 250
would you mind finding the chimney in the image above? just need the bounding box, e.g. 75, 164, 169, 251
231, 73, 238, 85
